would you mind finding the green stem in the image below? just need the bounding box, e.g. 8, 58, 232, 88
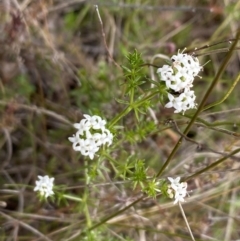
83, 159, 92, 227
103, 153, 119, 173
156, 29, 240, 178
202, 73, 240, 111
183, 147, 240, 182
135, 90, 159, 106
87, 195, 145, 232
109, 90, 159, 128
109, 105, 132, 128
63, 194, 82, 202
83, 191, 91, 227
72, 196, 145, 239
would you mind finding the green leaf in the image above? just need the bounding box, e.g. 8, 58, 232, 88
115, 98, 130, 105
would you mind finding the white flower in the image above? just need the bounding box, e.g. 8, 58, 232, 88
73, 119, 89, 135
34, 175, 54, 198
181, 89, 197, 109
101, 129, 113, 146
173, 65, 194, 90
157, 51, 202, 114
165, 88, 197, 114
165, 74, 182, 91
83, 114, 106, 130
157, 65, 173, 81
68, 134, 79, 143
157, 65, 181, 91
165, 93, 183, 113
171, 52, 202, 77
157, 52, 201, 93
69, 114, 113, 159
80, 139, 100, 160
167, 177, 188, 204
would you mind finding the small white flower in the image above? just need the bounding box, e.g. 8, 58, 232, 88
181, 89, 197, 109
165, 75, 182, 91
157, 52, 201, 92
165, 88, 197, 114
68, 134, 79, 143
173, 65, 194, 90
167, 177, 188, 204
81, 138, 99, 159
157, 65, 173, 80
34, 175, 54, 198
101, 129, 113, 146
157, 51, 202, 114
83, 114, 106, 130
86, 143, 99, 160
168, 176, 181, 189
165, 93, 183, 113
171, 52, 202, 76
73, 119, 89, 135
69, 114, 113, 159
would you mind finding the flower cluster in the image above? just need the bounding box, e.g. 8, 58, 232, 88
167, 177, 188, 204
68, 114, 113, 159
34, 175, 54, 198
157, 51, 202, 114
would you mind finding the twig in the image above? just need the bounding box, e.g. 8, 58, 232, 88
202, 73, 240, 111
202, 107, 240, 116
149, 53, 170, 86
94, 5, 121, 69
186, 38, 238, 54
37, 0, 86, 18
0, 211, 53, 241
178, 202, 196, 241
1, 128, 13, 168
87, 195, 145, 232
169, 119, 240, 161
0, 101, 72, 125
36, 1, 212, 17
19, 0, 33, 11
184, 147, 240, 182
95, 3, 212, 13
224, 189, 237, 241
194, 121, 240, 137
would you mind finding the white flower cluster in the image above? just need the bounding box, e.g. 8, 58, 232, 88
167, 177, 188, 204
68, 114, 113, 160
157, 51, 202, 114
34, 175, 54, 198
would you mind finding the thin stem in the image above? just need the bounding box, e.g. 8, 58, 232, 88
109, 105, 132, 128
103, 153, 119, 174
94, 5, 121, 69
178, 202, 196, 241
170, 120, 240, 161
135, 90, 159, 106
109, 90, 159, 128
87, 195, 145, 232
202, 73, 240, 111
183, 147, 240, 182
83, 159, 92, 227
187, 38, 237, 54
1, 128, 12, 168
63, 194, 82, 202
156, 29, 240, 178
